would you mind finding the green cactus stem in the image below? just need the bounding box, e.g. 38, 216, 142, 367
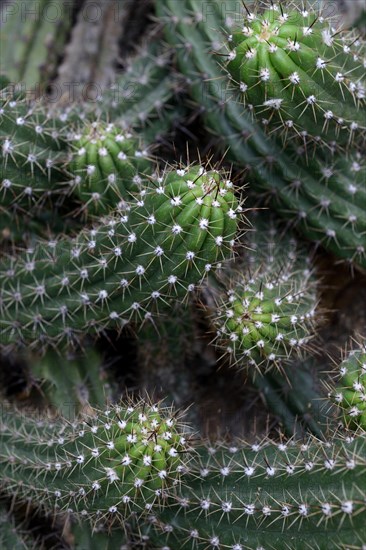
0, 93, 67, 212
68, 121, 152, 215
139, 434, 366, 549
25, 348, 112, 420
213, 268, 316, 370
330, 341, 366, 430
225, 2, 366, 148
253, 356, 327, 438
156, 0, 366, 271
0, 165, 240, 351
0, 0, 73, 92
211, 218, 317, 371
0, 398, 191, 525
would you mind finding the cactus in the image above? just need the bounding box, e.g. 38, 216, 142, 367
2, 400, 366, 549
68, 121, 152, 216
103, 39, 183, 132
213, 264, 316, 371
131, 434, 366, 549
156, 0, 366, 271
225, 2, 366, 148
0, 165, 239, 351
25, 348, 112, 420
0, 398, 191, 525
253, 356, 327, 438
0, 0, 73, 92
211, 218, 317, 371
0, 92, 67, 211
329, 341, 366, 430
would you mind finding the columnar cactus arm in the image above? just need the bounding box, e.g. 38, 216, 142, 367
0, 399, 191, 523
0, 166, 240, 351
68, 121, 153, 216
210, 218, 318, 371
0, 95, 67, 211
141, 436, 366, 549
155, 0, 366, 270
226, 3, 366, 147
102, 39, 182, 132
213, 267, 316, 371
253, 358, 327, 438
329, 340, 366, 430
27, 348, 112, 419
0, 0, 73, 90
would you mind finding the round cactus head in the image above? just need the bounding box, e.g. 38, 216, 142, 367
330, 342, 366, 430
214, 269, 317, 371
226, 2, 366, 147
69, 121, 152, 214
212, 215, 317, 371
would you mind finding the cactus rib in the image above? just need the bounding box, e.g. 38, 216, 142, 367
330, 341, 366, 430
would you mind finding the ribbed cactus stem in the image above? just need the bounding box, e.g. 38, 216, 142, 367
211, 218, 317, 371
0, 399, 191, 524
0, 93, 67, 211
214, 269, 316, 370
0, 0, 73, 91
141, 435, 366, 548
0, 166, 240, 351
330, 341, 366, 430
226, 2, 366, 147
68, 121, 152, 215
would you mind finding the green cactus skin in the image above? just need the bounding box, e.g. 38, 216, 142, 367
156, 0, 366, 271
83, 38, 188, 146
0, 166, 239, 351
137, 435, 366, 549
330, 342, 366, 430
69, 121, 152, 215
0, 399, 191, 525
253, 357, 327, 438
226, 2, 366, 148
0, 0, 73, 91
72, 522, 131, 550
214, 270, 316, 370
0, 93, 67, 212
27, 348, 112, 420
204, 216, 323, 436
212, 220, 317, 371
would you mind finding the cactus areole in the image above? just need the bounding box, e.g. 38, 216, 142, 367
226, 4, 366, 146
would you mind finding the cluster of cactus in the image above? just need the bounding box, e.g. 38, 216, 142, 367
156, 0, 366, 269
226, 4, 365, 147
0, 0, 365, 548
1, 399, 365, 548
